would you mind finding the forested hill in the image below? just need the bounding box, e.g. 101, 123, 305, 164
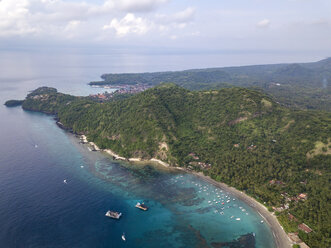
90, 58, 331, 111
18, 85, 331, 247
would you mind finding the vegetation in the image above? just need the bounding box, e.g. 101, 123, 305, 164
18, 84, 331, 247
90, 58, 331, 112
4, 100, 24, 107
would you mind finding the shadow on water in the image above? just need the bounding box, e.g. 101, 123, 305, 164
91, 157, 201, 207
211, 233, 256, 248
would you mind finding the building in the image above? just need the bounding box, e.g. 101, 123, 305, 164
298, 193, 308, 200
298, 223, 313, 233
188, 153, 199, 160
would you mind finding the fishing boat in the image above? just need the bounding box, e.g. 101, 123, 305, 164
135, 202, 148, 211
105, 210, 122, 219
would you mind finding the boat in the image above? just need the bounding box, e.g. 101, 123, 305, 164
135, 202, 148, 211
63, 179, 67, 184
121, 233, 126, 241
105, 210, 122, 219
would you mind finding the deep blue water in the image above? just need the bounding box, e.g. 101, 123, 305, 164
0, 51, 277, 247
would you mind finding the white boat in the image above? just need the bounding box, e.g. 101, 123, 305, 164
63, 179, 67, 184
105, 210, 122, 219
135, 202, 148, 211
121, 233, 126, 241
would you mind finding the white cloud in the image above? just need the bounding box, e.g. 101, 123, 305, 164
173, 7, 195, 23
63, 20, 82, 39
257, 19, 270, 28
154, 6, 196, 35
103, 13, 151, 36
0, 0, 38, 37
0, 0, 102, 38
156, 7, 195, 24
108, 0, 168, 12
64, 20, 81, 31
0, 0, 191, 40
102, 6, 196, 38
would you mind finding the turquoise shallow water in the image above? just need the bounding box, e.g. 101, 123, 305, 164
0, 51, 277, 247
0, 101, 277, 248
0, 106, 276, 247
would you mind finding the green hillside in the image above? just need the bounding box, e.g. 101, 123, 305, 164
19, 84, 331, 247
90, 58, 331, 111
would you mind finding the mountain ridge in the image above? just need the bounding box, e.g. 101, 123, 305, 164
90, 58, 331, 111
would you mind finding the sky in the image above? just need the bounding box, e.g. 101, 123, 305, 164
0, 0, 330, 61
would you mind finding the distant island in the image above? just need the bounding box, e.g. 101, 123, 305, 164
89, 58, 331, 112
8, 84, 331, 248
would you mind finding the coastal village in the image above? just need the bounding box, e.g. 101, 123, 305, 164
267, 181, 312, 248
89, 84, 152, 101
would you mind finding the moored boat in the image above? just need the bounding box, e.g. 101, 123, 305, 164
135, 202, 148, 211
105, 210, 122, 219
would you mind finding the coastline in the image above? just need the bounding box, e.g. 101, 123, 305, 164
79, 134, 291, 248
190, 172, 292, 248
80, 135, 171, 167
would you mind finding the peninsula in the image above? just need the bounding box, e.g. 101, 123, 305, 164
9, 84, 331, 247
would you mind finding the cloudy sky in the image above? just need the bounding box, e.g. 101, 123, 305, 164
0, 0, 330, 56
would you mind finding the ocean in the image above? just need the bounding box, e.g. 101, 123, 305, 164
0, 50, 276, 247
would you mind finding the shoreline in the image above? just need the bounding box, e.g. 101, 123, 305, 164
190, 171, 292, 248
79, 134, 291, 248
80, 135, 171, 167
